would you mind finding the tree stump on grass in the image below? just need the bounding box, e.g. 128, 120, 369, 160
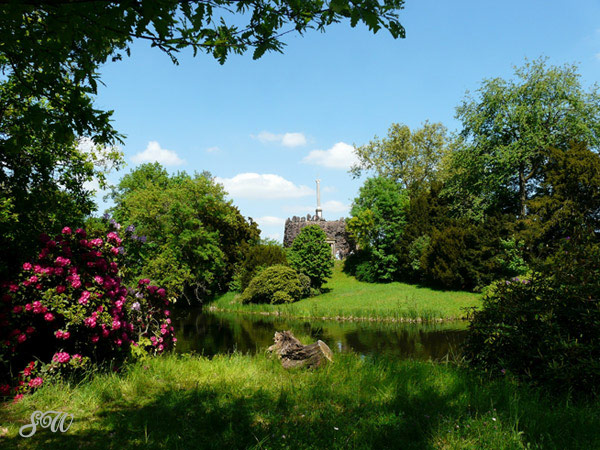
268, 330, 333, 369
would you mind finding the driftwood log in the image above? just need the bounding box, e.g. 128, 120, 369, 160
267, 331, 333, 369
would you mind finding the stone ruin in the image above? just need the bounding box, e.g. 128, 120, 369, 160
283, 215, 353, 258
282, 179, 354, 258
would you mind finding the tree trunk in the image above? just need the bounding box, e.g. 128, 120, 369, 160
268, 331, 333, 369
519, 168, 527, 217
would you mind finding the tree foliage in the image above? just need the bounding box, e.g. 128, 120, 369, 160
346, 177, 409, 281
351, 122, 449, 192
288, 225, 333, 289
110, 163, 259, 303
446, 58, 600, 219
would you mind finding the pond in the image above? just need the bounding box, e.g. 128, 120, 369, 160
172, 309, 469, 360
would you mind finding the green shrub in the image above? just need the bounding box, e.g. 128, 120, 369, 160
464, 230, 600, 394
237, 243, 288, 292
288, 225, 333, 289
240, 265, 303, 304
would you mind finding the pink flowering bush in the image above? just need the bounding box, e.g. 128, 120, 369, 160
0, 223, 175, 401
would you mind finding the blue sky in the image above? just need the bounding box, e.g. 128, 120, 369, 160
91, 0, 600, 241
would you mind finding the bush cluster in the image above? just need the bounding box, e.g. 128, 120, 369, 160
463, 230, 600, 393
240, 265, 305, 305
0, 224, 174, 401
233, 243, 288, 292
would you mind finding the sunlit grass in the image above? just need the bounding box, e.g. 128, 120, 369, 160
211, 262, 481, 321
1, 352, 598, 449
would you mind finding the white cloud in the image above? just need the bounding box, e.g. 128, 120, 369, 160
256, 216, 286, 226
302, 142, 358, 170
215, 173, 313, 199
281, 132, 307, 147
264, 232, 282, 242
206, 146, 220, 153
83, 178, 101, 193
253, 131, 307, 147
131, 141, 184, 166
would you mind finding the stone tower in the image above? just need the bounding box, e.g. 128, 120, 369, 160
282, 179, 354, 258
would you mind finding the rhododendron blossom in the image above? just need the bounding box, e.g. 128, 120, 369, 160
2, 224, 174, 399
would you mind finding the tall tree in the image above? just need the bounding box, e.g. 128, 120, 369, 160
110, 164, 260, 302
446, 58, 600, 219
351, 121, 448, 192
347, 177, 409, 281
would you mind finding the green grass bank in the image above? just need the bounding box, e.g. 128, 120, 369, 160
211, 263, 481, 321
1, 352, 598, 449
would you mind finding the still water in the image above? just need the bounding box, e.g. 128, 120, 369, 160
172, 309, 469, 360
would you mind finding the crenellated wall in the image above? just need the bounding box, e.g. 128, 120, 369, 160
283, 214, 354, 258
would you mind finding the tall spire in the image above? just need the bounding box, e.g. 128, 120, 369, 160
316, 179, 322, 219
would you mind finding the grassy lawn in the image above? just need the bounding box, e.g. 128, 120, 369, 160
211, 263, 481, 321
1, 352, 598, 449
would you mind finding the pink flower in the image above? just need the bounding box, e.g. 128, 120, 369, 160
157, 288, 166, 298
44, 312, 54, 322
12, 305, 22, 314
79, 291, 91, 305
25, 326, 35, 334
172, 338, 177, 343
17, 334, 26, 343
94, 275, 104, 285
84, 317, 96, 328
52, 352, 70, 364
28, 377, 43, 388
164, 310, 170, 317
23, 366, 32, 376
25, 303, 32, 312
62, 331, 70, 339
62, 227, 72, 235
9, 284, 18, 293
110, 247, 119, 255
91, 335, 99, 343
138, 278, 150, 286
158, 344, 164, 352
71, 279, 81, 289
112, 319, 121, 330
56, 285, 66, 293
22, 262, 32, 271
106, 232, 122, 245
75, 228, 86, 236
13, 393, 23, 403
0, 384, 11, 396
55, 330, 63, 339
160, 328, 167, 335
72, 354, 82, 360
90, 238, 103, 247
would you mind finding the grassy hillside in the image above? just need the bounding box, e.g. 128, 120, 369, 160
211, 263, 481, 321
1, 352, 598, 449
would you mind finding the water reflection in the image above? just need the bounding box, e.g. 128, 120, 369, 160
172, 309, 468, 360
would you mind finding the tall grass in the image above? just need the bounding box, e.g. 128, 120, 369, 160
1, 352, 598, 449
211, 263, 481, 322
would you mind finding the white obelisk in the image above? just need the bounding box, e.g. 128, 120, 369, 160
316, 179, 322, 219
